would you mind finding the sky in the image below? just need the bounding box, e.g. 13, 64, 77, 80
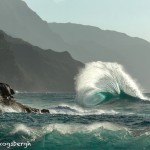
23, 0, 150, 41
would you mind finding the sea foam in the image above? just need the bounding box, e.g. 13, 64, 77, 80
75, 61, 147, 107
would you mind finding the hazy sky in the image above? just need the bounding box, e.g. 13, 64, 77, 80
24, 0, 150, 41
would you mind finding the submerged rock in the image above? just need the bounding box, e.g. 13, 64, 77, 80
41, 109, 50, 113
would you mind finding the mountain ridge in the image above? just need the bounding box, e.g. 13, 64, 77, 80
0, 0, 150, 91
49, 22, 150, 91
0, 30, 83, 92
0, 0, 68, 51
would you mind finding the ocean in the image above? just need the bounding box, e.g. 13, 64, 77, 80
1, 62, 150, 150
0, 92, 150, 150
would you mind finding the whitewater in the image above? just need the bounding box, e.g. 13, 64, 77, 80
75, 61, 147, 107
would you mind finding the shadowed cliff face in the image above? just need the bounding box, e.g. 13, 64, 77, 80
0, 32, 23, 87
0, 30, 84, 92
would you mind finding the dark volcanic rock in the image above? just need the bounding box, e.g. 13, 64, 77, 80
0, 97, 50, 114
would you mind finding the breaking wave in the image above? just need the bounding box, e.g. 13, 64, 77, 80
75, 61, 147, 107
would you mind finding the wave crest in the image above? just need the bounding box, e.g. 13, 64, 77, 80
75, 61, 147, 107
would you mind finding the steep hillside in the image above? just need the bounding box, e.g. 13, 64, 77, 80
0, 30, 83, 92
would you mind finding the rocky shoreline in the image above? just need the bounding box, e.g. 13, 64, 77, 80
0, 97, 50, 113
